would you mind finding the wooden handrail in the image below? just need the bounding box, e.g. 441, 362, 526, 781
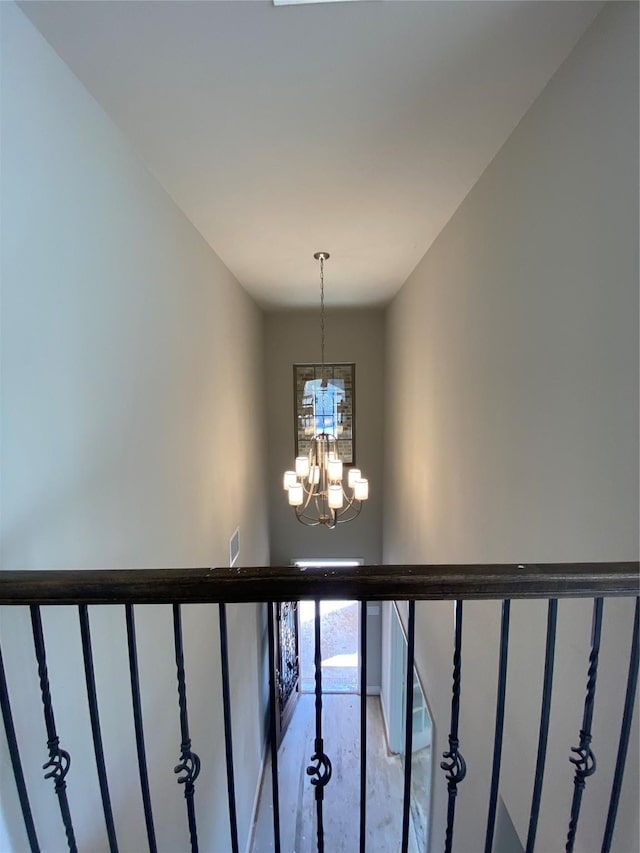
0, 562, 637, 605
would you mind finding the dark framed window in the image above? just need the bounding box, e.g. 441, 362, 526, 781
293, 363, 356, 464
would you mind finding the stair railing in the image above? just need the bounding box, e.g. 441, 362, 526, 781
1, 561, 638, 853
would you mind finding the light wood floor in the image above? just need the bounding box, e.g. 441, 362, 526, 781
251, 694, 430, 853
300, 601, 359, 693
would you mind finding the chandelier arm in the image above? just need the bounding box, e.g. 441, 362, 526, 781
341, 488, 356, 507
300, 477, 315, 502
335, 504, 362, 524
297, 462, 322, 524
295, 509, 323, 527
334, 498, 362, 524
295, 491, 331, 526
339, 487, 360, 511
298, 439, 319, 504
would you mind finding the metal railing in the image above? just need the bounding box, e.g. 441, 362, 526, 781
0, 562, 638, 853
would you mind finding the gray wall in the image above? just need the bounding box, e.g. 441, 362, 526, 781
383, 4, 638, 852
0, 5, 269, 851
265, 308, 384, 566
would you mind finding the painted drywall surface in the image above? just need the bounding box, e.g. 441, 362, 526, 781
383, 4, 638, 853
0, 5, 269, 852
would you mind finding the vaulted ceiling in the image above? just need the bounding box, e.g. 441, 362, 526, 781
21, 0, 602, 307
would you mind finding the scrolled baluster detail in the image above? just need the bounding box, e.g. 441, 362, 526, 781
43, 738, 71, 789
306, 738, 332, 790
173, 604, 201, 853
569, 734, 596, 781
174, 732, 202, 840
565, 597, 602, 853
441, 736, 467, 853
441, 738, 467, 787
441, 600, 466, 853
310, 599, 330, 852
30, 606, 77, 853
174, 739, 201, 789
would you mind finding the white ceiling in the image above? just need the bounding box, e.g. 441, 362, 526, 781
21, 0, 602, 308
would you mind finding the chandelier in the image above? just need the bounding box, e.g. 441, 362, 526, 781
283, 252, 369, 528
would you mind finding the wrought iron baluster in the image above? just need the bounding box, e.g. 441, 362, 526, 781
172, 604, 201, 853
601, 597, 639, 853
401, 601, 416, 853
526, 598, 558, 853
218, 603, 239, 853
359, 600, 368, 853
440, 599, 467, 853
125, 604, 157, 853
78, 605, 118, 853
565, 597, 603, 853
306, 599, 332, 853
266, 603, 282, 853
0, 641, 40, 852
30, 605, 77, 853
484, 600, 511, 853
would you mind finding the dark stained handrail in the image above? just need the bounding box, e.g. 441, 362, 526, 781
0, 562, 637, 605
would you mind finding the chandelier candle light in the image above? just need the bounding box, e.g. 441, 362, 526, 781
283, 252, 369, 528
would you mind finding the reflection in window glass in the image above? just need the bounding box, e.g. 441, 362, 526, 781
294, 363, 355, 463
